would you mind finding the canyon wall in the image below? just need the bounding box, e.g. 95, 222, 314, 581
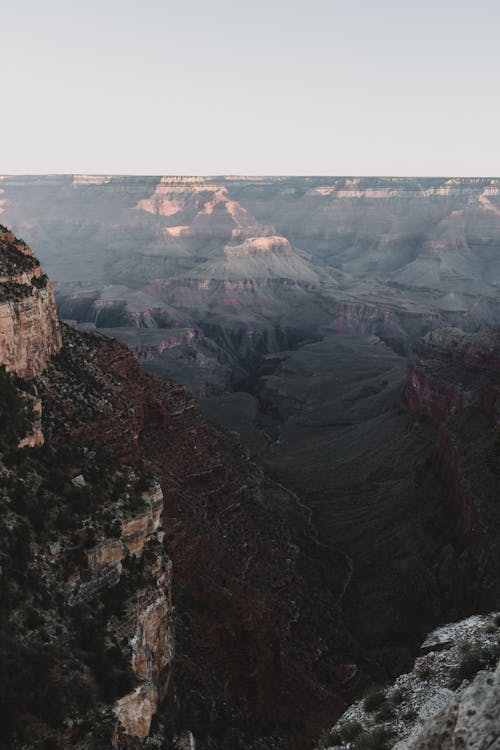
37, 322, 356, 750
404, 328, 500, 607
0, 228, 174, 749
0, 225, 61, 378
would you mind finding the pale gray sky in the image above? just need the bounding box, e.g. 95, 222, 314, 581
2, 0, 499, 175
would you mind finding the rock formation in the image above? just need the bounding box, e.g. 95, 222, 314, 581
37, 322, 358, 749
405, 328, 500, 608
316, 613, 500, 750
0, 229, 174, 748
6, 174, 500, 403
0, 225, 61, 378
403, 661, 499, 750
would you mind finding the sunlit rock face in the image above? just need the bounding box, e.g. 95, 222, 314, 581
135, 176, 271, 243
17, 394, 44, 448
0, 225, 61, 378
223, 235, 293, 257
114, 562, 174, 742
4, 175, 500, 372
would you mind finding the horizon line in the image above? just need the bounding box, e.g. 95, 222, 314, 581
2, 173, 500, 180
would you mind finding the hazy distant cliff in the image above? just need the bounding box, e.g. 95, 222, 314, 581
4, 174, 500, 395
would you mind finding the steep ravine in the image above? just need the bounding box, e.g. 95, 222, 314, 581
243, 336, 498, 672
267, 476, 355, 621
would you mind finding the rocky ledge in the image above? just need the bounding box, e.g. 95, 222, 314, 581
317, 613, 500, 750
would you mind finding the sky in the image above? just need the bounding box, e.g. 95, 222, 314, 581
1, 0, 499, 176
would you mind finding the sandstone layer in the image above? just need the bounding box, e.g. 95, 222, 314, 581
0, 225, 61, 378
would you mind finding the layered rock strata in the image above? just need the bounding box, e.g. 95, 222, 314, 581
37, 322, 358, 749
404, 328, 500, 607
0, 225, 61, 378
0, 229, 173, 749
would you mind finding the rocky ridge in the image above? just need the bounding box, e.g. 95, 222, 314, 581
316, 614, 500, 750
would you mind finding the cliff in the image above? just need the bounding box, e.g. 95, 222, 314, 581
0, 380, 174, 749
0, 225, 61, 378
404, 328, 500, 607
0, 229, 174, 749
38, 322, 358, 750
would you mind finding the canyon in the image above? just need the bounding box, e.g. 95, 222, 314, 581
0, 175, 499, 749
3, 175, 500, 397
0, 228, 360, 749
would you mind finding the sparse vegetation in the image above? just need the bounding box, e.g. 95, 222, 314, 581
415, 662, 433, 681
449, 639, 500, 688
388, 687, 406, 705
0, 410, 156, 746
402, 707, 417, 722
353, 726, 393, 750
319, 720, 364, 745
0, 280, 34, 302
363, 687, 387, 713
0, 231, 38, 275
31, 272, 48, 289
0, 365, 34, 451
376, 702, 395, 722
318, 728, 342, 747
341, 720, 363, 741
